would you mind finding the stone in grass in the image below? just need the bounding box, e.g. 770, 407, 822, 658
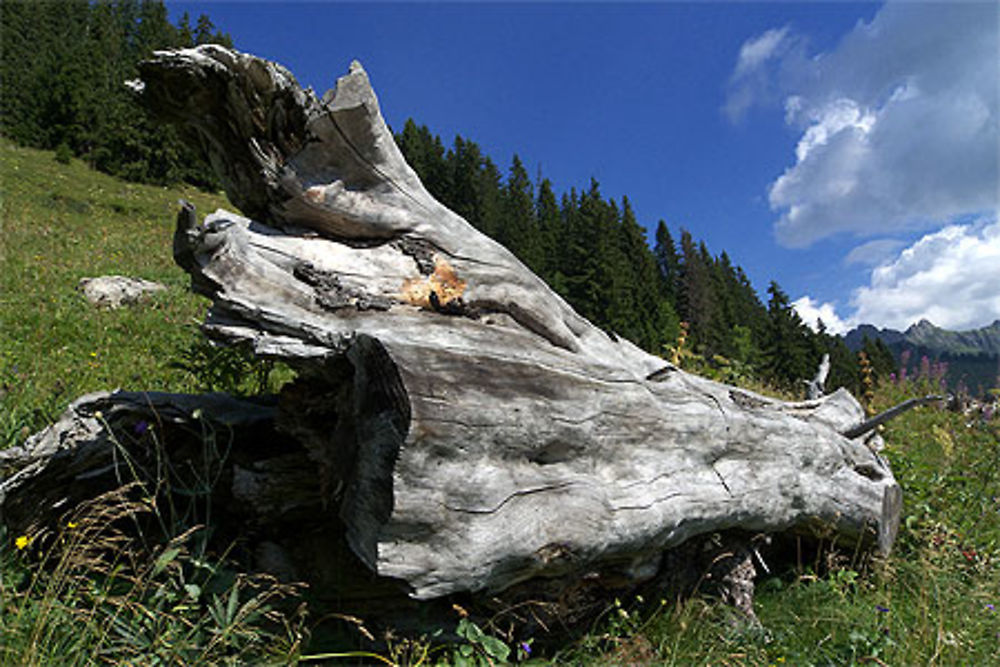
78, 275, 166, 309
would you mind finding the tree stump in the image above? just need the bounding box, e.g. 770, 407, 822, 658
1, 46, 900, 630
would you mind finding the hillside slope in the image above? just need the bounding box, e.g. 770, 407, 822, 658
0, 139, 231, 445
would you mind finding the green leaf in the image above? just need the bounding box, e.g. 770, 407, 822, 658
152, 547, 181, 577
480, 635, 510, 662
226, 584, 240, 624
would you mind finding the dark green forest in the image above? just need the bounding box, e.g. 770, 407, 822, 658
0, 0, 895, 396
0, 0, 230, 186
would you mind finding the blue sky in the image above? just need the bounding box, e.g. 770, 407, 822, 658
167, 1, 999, 333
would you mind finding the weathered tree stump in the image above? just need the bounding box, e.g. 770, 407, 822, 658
1, 46, 900, 629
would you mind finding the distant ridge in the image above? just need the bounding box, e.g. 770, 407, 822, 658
844, 319, 1000, 356
843, 319, 1000, 394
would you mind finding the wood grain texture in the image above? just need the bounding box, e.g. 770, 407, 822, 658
1, 46, 901, 608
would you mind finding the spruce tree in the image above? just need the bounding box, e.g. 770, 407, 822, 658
535, 178, 563, 288
653, 220, 680, 310
762, 281, 814, 389
500, 155, 542, 270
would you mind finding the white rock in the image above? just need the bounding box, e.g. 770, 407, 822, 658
78, 275, 166, 308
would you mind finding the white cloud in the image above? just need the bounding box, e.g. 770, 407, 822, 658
728, 2, 999, 247
734, 27, 790, 78
850, 218, 1000, 331
844, 239, 906, 267
793, 296, 850, 335
724, 26, 801, 122
796, 218, 1000, 332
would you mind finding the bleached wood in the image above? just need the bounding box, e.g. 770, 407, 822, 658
1, 46, 901, 606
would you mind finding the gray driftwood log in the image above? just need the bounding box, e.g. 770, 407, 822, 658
1, 46, 901, 623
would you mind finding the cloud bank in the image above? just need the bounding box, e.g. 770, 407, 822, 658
795, 218, 1000, 333
728, 2, 999, 248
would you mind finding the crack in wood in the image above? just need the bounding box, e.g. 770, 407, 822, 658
729, 389, 772, 410
610, 491, 686, 511
712, 463, 734, 497
442, 481, 578, 515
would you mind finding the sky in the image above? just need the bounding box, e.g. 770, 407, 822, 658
167, 1, 999, 334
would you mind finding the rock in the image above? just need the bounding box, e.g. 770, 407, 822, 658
78, 275, 166, 308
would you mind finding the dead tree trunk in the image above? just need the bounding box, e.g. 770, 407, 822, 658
2, 46, 900, 618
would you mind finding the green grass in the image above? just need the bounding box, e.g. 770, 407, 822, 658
2, 140, 999, 664
0, 138, 273, 447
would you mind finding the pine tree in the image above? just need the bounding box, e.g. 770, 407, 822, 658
677, 230, 718, 353
653, 220, 680, 310
176, 11, 194, 47
500, 155, 542, 270
821, 329, 860, 395
535, 178, 562, 287
762, 281, 815, 389
617, 198, 678, 351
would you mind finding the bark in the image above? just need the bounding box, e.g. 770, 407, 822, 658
2, 46, 901, 621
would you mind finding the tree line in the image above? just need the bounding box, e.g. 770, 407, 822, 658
0, 0, 230, 186
0, 1, 895, 396
395, 120, 896, 395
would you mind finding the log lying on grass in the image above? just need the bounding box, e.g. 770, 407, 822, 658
2, 46, 901, 620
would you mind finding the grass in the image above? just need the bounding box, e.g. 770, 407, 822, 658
2, 140, 999, 664
0, 138, 285, 449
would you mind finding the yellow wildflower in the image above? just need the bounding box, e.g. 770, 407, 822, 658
15, 535, 30, 550
67, 521, 78, 529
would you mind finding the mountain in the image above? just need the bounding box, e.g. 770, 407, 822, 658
903, 319, 1000, 356
843, 319, 1000, 395
843, 324, 907, 351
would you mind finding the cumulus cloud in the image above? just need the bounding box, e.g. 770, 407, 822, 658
850, 218, 1000, 331
796, 218, 1000, 332
728, 2, 999, 247
792, 296, 850, 335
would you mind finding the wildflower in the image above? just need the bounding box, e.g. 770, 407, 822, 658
875, 605, 890, 613
66, 521, 77, 529
15, 535, 30, 550
94, 410, 104, 420
133, 420, 149, 435
520, 641, 532, 656
986, 604, 996, 613
90, 351, 97, 358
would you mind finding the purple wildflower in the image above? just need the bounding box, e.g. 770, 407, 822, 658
520, 641, 532, 656
875, 605, 890, 613
987, 604, 996, 613
133, 420, 149, 436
